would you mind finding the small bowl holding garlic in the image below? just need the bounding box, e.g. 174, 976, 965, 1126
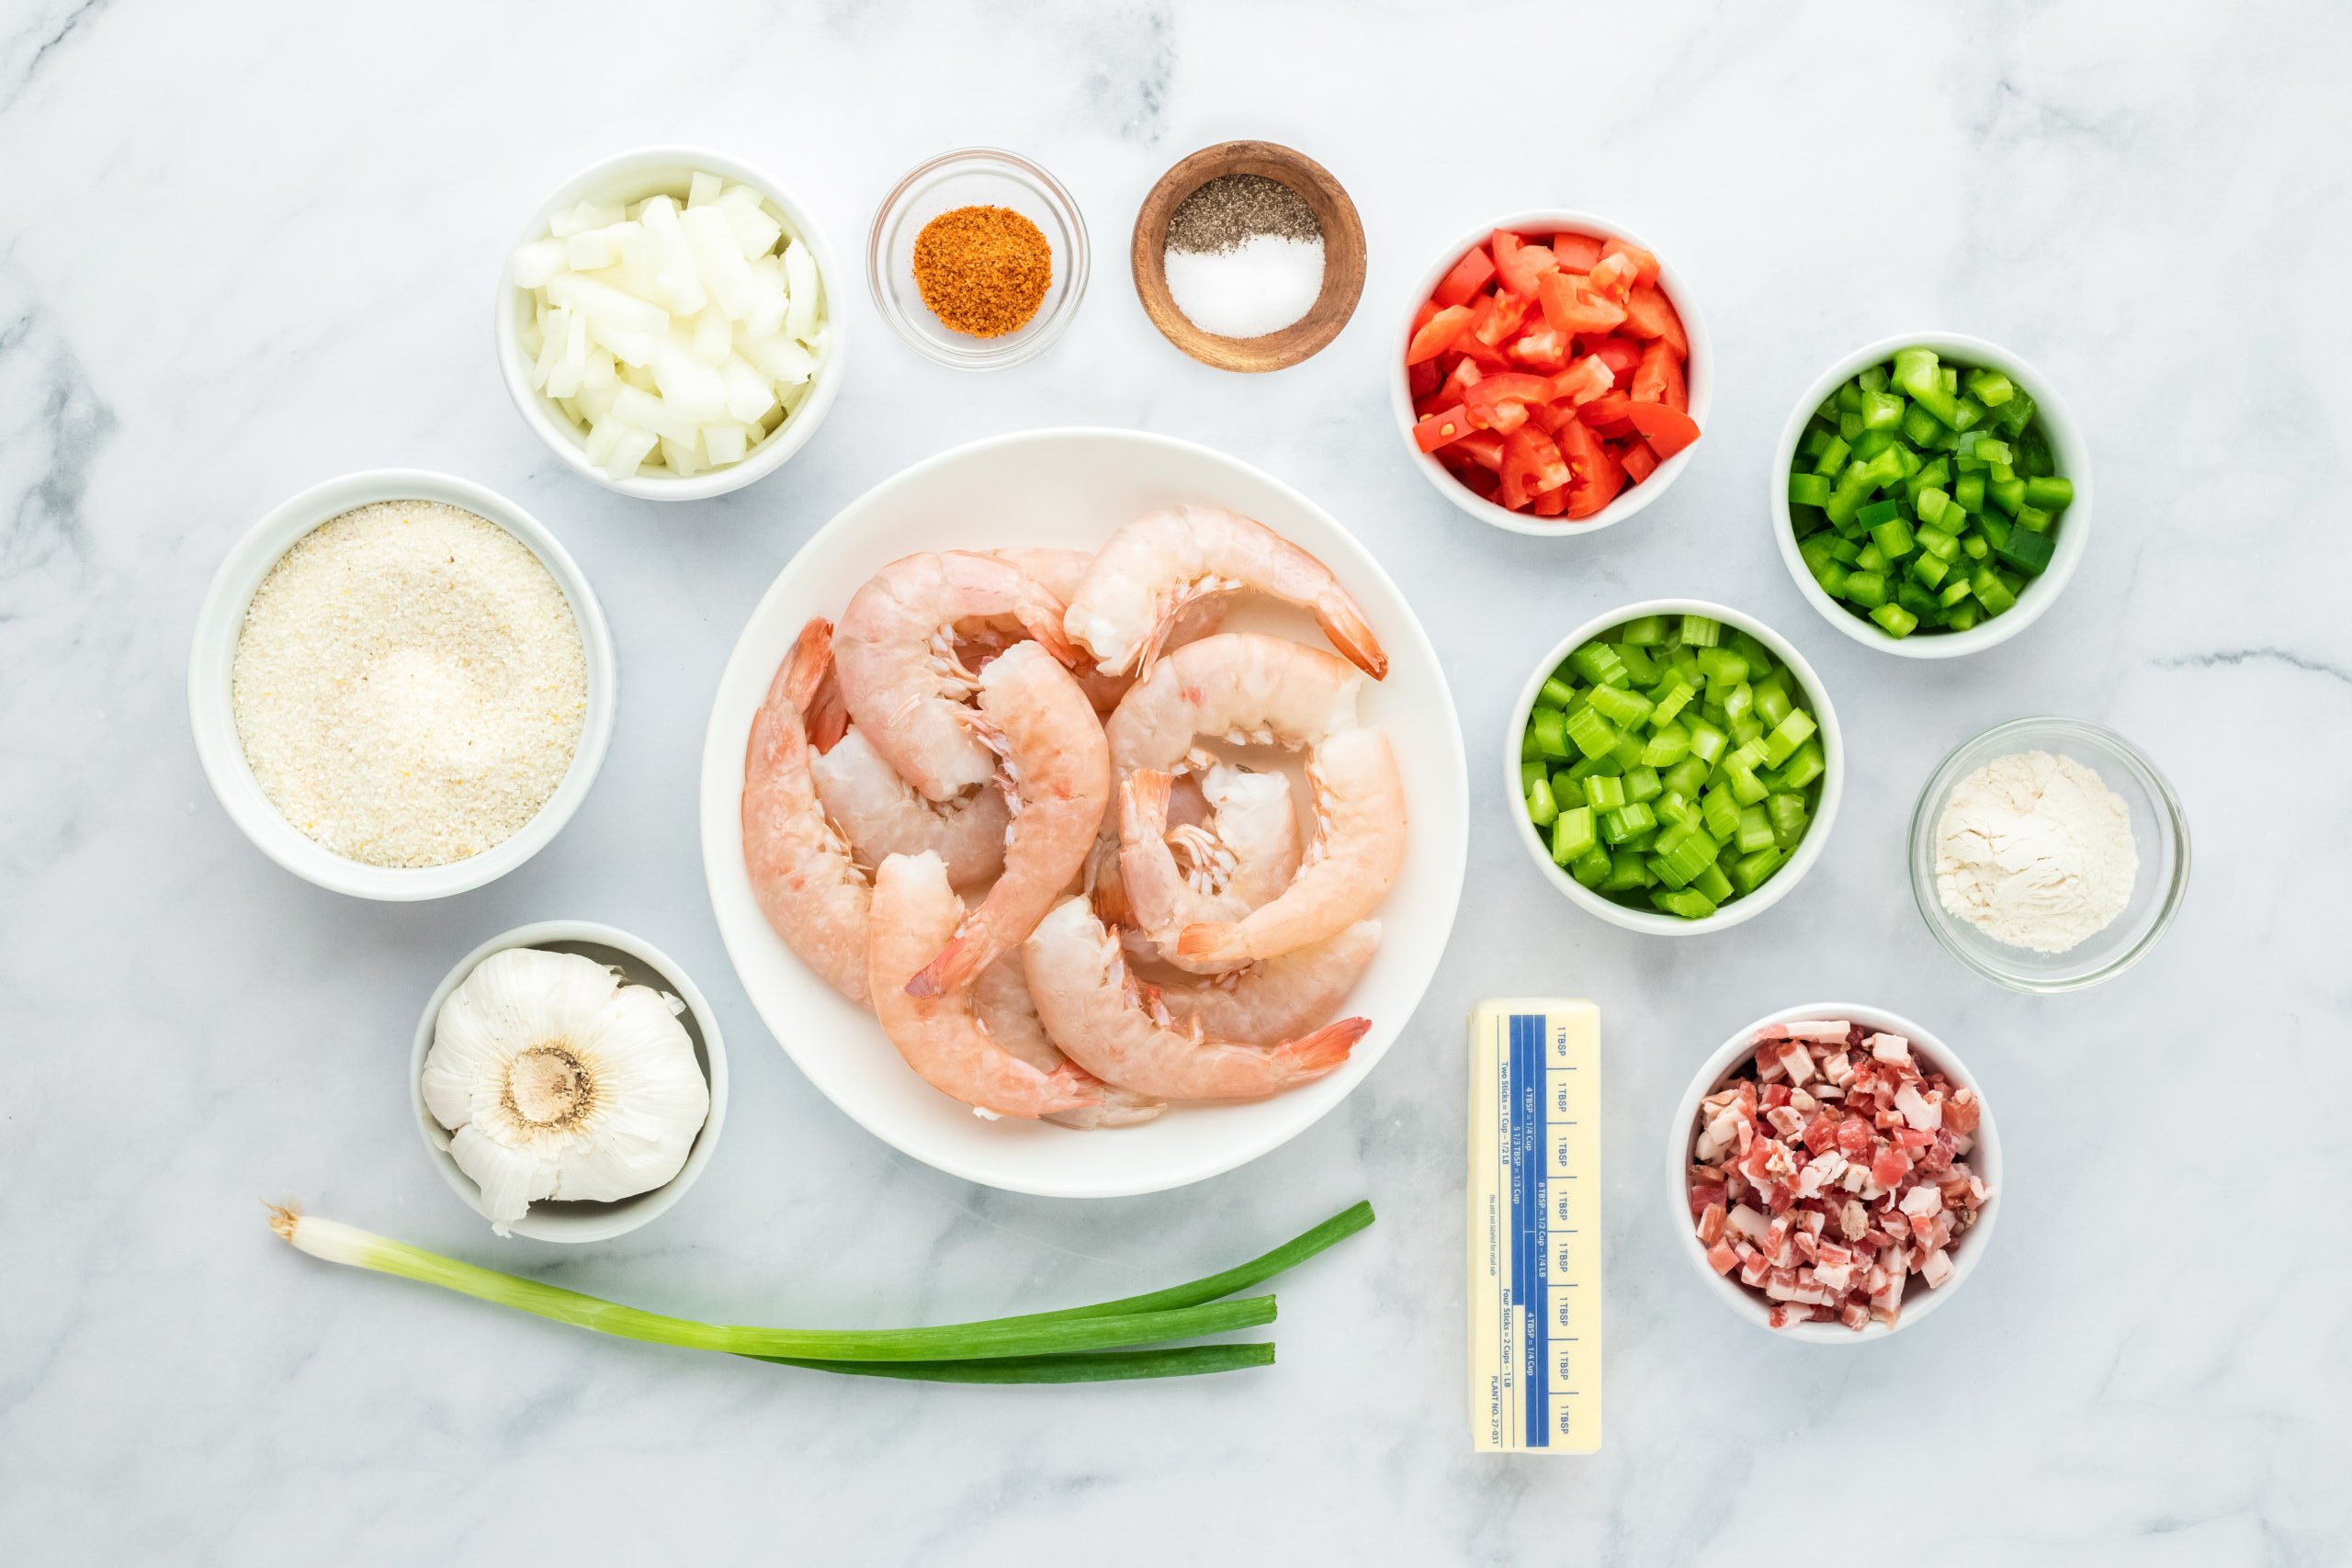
496, 146, 845, 499
412, 921, 728, 1242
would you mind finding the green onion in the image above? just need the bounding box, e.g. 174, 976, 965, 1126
269, 1200, 1376, 1384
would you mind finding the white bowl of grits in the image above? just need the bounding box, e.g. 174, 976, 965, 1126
188, 469, 617, 900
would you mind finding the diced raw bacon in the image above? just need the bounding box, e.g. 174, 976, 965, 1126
1688, 1018, 1993, 1332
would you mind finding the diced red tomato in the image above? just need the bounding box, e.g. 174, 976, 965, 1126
1464, 371, 1554, 434
1536, 270, 1625, 334
1506, 324, 1569, 371
1630, 339, 1686, 409
1599, 236, 1658, 286
1432, 244, 1497, 309
1406, 227, 1698, 520
1581, 335, 1645, 378
1577, 392, 1635, 437
1413, 404, 1473, 453
1624, 400, 1702, 459
1586, 251, 1641, 304
1490, 230, 1560, 297
1555, 418, 1626, 519
1549, 355, 1613, 406
1406, 303, 1475, 365
1550, 231, 1603, 270
1620, 285, 1688, 356
1474, 289, 1532, 347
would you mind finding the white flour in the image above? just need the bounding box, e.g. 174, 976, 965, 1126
1935, 750, 2136, 953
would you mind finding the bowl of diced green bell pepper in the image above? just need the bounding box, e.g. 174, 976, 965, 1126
1508, 600, 1843, 932
1773, 333, 2090, 658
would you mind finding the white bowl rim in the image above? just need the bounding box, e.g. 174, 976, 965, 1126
409, 919, 730, 1243
493, 143, 849, 502
699, 424, 1470, 1198
1389, 208, 1713, 538
1504, 597, 1843, 935
1769, 330, 2092, 659
1665, 999, 2004, 1344
187, 468, 616, 901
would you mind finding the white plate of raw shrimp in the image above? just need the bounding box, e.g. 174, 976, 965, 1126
700, 428, 1467, 1197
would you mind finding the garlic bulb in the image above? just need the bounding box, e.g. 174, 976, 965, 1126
422, 947, 710, 1235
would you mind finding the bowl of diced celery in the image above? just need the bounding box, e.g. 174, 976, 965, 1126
1773, 334, 2090, 658
1509, 601, 1843, 932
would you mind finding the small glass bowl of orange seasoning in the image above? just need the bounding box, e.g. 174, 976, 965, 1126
870, 148, 1089, 371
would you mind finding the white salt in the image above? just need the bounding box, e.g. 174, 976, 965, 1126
1164, 233, 1326, 339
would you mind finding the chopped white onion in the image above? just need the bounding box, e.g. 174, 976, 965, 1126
513, 170, 826, 479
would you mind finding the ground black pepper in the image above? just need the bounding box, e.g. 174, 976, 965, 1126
1166, 174, 1322, 254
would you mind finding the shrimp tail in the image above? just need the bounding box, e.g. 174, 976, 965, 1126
1015, 598, 1083, 668
808, 651, 851, 755
1120, 769, 1175, 840
905, 933, 976, 998
1039, 1064, 1108, 1114
1171, 920, 1245, 965
779, 617, 834, 710
1275, 1016, 1371, 1077
1315, 596, 1389, 681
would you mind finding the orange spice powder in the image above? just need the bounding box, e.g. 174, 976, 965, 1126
911, 205, 1052, 337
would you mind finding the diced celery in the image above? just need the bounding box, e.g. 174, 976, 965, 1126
1685, 718, 1728, 767
1551, 806, 1596, 865
1735, 806, 1776, 854
1721, 681, 1754, 726
1752, 677, 1793, 728
1570, 846, 1612, 887
1767, 792, 1808, 847
1567, 641, 1629, 687
1761, 709, 1816, 767
1537, 676, 1576, 709
1600, 803, 1656, 843
1614, 642, 1660, 683
1608, 734, 1646, 771
1564, 705, 1617, 760
1770, 738, 1826, 792
1651, 888, 1717, 920
1679, 614, 1722, 648
1617, 614, 1672, 645
1639, 726, 1690, 767
1722, 753, 1768, 806
1731, 847, 1784, 894
1528, 706, 1570, 760
1728, 712, 1765, 748
1649, 675, 1696, 728
1700, 784, 1742, 840
1586, 684, 1652, 728
1623, 766, 1661, 804
1527, 775, 1559, 828
1582, 773, 1627, 812
1661, 756, 1710, 799
1602, 850, 1652, 892
1521, 761, 1548, 792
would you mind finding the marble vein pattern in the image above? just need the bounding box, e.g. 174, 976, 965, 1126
1, 1, 2346, 1562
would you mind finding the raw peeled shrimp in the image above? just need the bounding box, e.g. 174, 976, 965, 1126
868, 853, 1102, 1118
741, 618, 870, 1007
1063, 504, 1388, 680
1173, 727, 1407, 968
992, 547, 1225, 712
974, 956, 1163, 1129
833, 551, 1079, 801
1103, 631, 1365, 782
1119, 762, 1302, 974
1152, 920, 1382, 1044
904, 641, 1110, 998
810, 726, 1010, 890
1022, 897, 1368, 1101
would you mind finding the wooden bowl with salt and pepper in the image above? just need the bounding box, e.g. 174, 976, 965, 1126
1132, 141, 1366, 373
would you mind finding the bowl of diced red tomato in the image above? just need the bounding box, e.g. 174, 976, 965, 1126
1395, 213, 1709, 535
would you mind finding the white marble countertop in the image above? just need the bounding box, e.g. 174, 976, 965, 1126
3, 2, 2342, 1561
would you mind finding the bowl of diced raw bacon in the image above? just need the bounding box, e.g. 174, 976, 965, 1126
1395, 211, 1708, 534
1670, 1003, 2001, 1340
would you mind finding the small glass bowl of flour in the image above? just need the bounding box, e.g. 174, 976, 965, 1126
1909, 717, 2188, 991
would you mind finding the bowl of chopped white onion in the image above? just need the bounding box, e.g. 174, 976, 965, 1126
496, 145, 846, 501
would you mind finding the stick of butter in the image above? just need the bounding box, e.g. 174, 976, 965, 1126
1467, 998, 1600, 1454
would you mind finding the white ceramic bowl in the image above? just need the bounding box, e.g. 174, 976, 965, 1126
1391, 209, 1712, 536
494, 145, 847, 501
411, 921, 728, 1243
701, 428, 1468, 1198
1771, 332, 2091, 658
188, 469, 616, 900
1506, 599, 1842, 935
1667, 1000, 2004, 1343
